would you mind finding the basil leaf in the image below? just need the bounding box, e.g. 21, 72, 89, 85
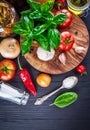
13, 22, 28, 36
42, 11, 54, 21
48, 28, 61, 49
40, 1, 54, 12
22, 14, 34, 31
29, 10, 42, 19
27, 0, 41, 10
35, 34, 50, 51
33, 22, 50, 36
52, 92, 78, 108
21, 10, 32, 16
21, 34, 33, 55
53, 13, 67, 25
22, 15, 32, 31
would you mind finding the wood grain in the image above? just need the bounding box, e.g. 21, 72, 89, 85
22, 14, 89, 74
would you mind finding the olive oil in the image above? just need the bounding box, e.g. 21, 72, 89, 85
67, 0, 89, 16
70, 0, 88, 7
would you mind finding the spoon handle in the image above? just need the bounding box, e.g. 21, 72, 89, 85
34, 85, 64, 105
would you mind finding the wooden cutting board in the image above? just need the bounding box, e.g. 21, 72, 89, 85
21, 14, 89, 74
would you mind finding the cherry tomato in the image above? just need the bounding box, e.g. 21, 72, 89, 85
36, 73, 51, 87
54, 0, 66, 10
0, 59, 16, 81
55, 9, 72, 28
58, 31, 74, 51
76, 65, 87, 75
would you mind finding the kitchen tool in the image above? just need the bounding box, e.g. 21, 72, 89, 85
34, 76, 78, 105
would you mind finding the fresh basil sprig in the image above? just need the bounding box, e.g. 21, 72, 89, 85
50, 92, 78, 108
13, 0, 67, 55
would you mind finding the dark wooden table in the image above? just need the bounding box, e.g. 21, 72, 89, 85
0, 2, 90, 130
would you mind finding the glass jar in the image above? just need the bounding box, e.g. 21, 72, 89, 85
0, 0, 18, 37
67, 0, 90, 16
0, 81, 29, 105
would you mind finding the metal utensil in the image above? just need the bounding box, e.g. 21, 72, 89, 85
34, 76, 78, 105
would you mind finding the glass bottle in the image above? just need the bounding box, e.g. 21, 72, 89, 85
0, 0, 18, 37
67, 0, 90, 16
0, 81, 29, 105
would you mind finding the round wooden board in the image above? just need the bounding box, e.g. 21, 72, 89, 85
22, 14, 89, 74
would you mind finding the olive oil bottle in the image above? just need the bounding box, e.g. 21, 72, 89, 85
67, 0, 90, 16
70, 0, 88, 7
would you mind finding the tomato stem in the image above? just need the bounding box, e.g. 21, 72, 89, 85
57, 2, 62, 10
65, 39, 70, 44
2, 66, 9, 72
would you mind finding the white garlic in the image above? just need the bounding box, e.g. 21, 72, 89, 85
74, 46, 86, 54
59, 53, 66, 65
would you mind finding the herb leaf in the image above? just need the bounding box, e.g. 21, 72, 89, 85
13, 22, 28, 36
53, 13, 67, 25
21, 34, 33, 55
29, 10, 42, 19
40, 1, 54, 12
51, 92, 78, 108
27, 0, 41, 10
35, 34, 50, 51
42, 11, 54, 21
22, 15, 34, 31
48, 28, 61, 49
33, 22, 51, 36
21, 10, 32, 16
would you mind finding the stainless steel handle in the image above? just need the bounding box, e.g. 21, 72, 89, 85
34, 86, 64, 105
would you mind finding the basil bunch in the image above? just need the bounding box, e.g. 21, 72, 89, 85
13, 0, 67, 55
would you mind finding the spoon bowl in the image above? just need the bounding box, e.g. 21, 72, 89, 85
62, 76, 78, 89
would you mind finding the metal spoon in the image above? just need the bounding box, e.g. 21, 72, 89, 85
34, 76, 78, 105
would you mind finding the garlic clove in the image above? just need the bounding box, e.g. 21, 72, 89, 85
59, 52, 66, 65
74, 46, 86, 54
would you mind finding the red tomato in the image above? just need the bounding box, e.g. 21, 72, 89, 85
76, 65, 87, 75
54, 0, 66, 10
58, 31, 74, 51
55, 9, 72, 28
0, 59, 16, 81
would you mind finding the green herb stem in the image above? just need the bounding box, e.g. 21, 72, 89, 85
17, 56, 23, 70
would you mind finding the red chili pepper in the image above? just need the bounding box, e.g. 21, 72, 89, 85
18, 57, 36, 96
58, 31, 74, 51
